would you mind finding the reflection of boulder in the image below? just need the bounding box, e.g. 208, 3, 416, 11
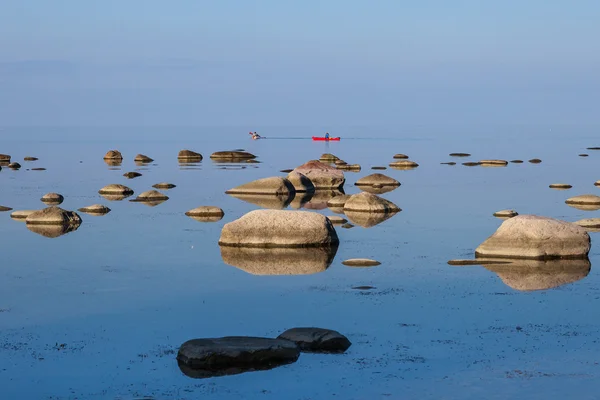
289, 192, 314, 209
186, 206, 224, 222
345, 210, 398, 228
134, 200, 168, 207
226, 177, 294, 196
481, 258, 591, 291
228, 193, 294, 210
26, 223, 81, 238
104, 159, 122, 167
304, 190, 345, 210
220, 245, 338, 275
100, 193, 132, 201
357, 185, 398, 195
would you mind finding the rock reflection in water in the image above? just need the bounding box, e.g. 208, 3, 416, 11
304, 190, 345, 210
228, 193, 294, 210
289, 192, 314, 209
131, 199, 168, 207
566, 203, 600, 211
220, 245, 338, 275
99, 193, 133, 201
344, 210, 398, 228
26, 223, 81, 238
480, 258, 591, 291
177, 359, 283, 379
358, 185, 398, 195
104, 159, 122, 167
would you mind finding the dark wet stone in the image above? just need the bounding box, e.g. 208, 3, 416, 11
352, 286, 375, 290
177, 337, 300, 378
8, 162, 21, 169
449, 153, 471, 157
31, 168, 46, 171
462, 162, 480, 166
178, 150, 203, 161
529, 158, 542, 164
280, 169, 293, 173
341, 223, 354, 229
134, 154, 154, 163
441, 162, 457, 165
579, 154, 589, 157
510, 160, 524, 163
371, 166, 387, 170
153, 182, 176, 189
24, 157, 38, 161
586, 147, 600, 150
0, 206, 13, 212
277, 328, 351, 353
123, 172, 142, 179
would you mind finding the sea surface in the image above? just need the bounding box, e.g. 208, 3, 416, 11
1, 125, 599, 399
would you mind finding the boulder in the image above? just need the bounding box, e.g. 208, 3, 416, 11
178, 150, 203, 161
343, 192, 400, 213
319, 153, 339, 162
463, 162, 481, 166
134, 154, 154, 163
393, 154, 409, 159
41, 193, 64, 205
389, 160, 418, 169
574, 218, 600, 228
529, 158, 542, 164
103, 150, 123, 160
226, 177, 295, 196
493, 210, 518, 218
342, 258, 381, 267
98, 184, 134, 201
549, 183, 572, 189
566, 194, 600, 205
336, 164, 361, 172
130, 190, 169, 202
24, 157, 38, 161
186, 206, 224, 218
0, 206, 13, 212
210, 151, 256, 160
219, 210, 339, 248
78, 204, 111, 215
10, 210, 37, 220
292, 160, 345, 190
123, 172, 142, 179
220, 246, 337, 275
479, 159, 508, 166
285, 172, 315, 193
355, 173, 400, 188
450, 153, 471, 157
177, 337, 300, 377
277, 328, 351, 353
8, 162, 21, 169
475, 215, 590, 260
153, 182, 176, 189
510, 160, 524, 163
327, 215, 347, 224
25, 206, 82, 226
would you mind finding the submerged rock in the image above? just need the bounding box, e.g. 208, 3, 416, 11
447, 259, 512, 266
153, 182, 176, 189
123, 171, 142, 179
24, 157, 38, 161
493, 210, 518, 218
226, 177, 295, 196
286, 172, 315, 193
78, 204, 111, 215
342, 258, 381, 267
462, 162, 481, 166
177, 337, 300, 378
441, 162, 457, 165
343, 192, 400, 213
510, 160, 524, 163
579, 154, 589, 157
371, 166, 387, 170
220, 246, 338, 275
355, 173, 400, 188
134, 154, 154, 163
549, 183, 572, 189
25, 207, 82, 226
389, 160, 418, 169
178, 149, 203, 161
327, 215, 347, 224
40, 193, 64, 205
130, 190, 169, 202
292, 160, 345, 190
186, 206, 224, 221
210, 151, 256, 160
479, 160, 508, 167
277, 328, 351, 353
219, 210, 339, 248
529, 158, 542, 164
31, 167, 46, 171
475, 215, 590, 259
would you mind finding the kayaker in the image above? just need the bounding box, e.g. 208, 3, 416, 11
325, 132, 330, 139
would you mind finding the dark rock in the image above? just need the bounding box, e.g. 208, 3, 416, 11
31, 168, 46, 171
441, 162, 457, 165
510, 160, 524, 163
280, 169, 293, 173
371, 166, 387, 170
579, 154, 589, 157
24, 157, 38, 161
103, 150, 123, 160
134, 154, 154, 163
0, 206, 13, 212
277, 327, 351, 353
449, 153, 471, 157
529, 158, 542, 164
210, 151, 256, 160
123, 172, 142, 179
178, 150, 203, 161
462, 162, 480, 166
153, 182, 176, 189
8, 162, 21, 169
177, 337, 300, 378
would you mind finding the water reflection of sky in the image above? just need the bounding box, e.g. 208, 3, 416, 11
1, 126, 599, 399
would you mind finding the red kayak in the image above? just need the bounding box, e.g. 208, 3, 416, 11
312, 136, 340, 141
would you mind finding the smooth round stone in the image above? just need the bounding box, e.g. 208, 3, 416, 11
371, 166, 387, 170
355, 173, 400, 188
393, 154, 409, 159
153, 182, 176, 189
41, 193, 64, 205
134, 154, 154, 163
462, 162, 481, 166
10, 210, 37, 220
123, 172, 142, 179
341, 223, 354, 229
579, 154, 589, 157
8, 162, 21, 169
0, 206, 13, 212
25, 207, 82, 226
529, 158, 542, 164
343, 192, 400, 213
574, 218, 600, 228
389, 160, 418, 169
277, 327, 351, 353
24, 157, 38, 161
493, 210, 518, 218
342, 258, 381, 267
103, 150, 123, 160
131, 190, 169, 202
510, 160, 524, 163
78, 204, 111, 215
549, 183, 572, 189
566, 194, 600, 205
479, 160, 508, 166
98, 184, 134, 195
185, 206, 224, 218
327, 215, 347, 224
449, 153, 471, 157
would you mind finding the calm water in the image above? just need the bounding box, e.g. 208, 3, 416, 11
1, 126, 599, 399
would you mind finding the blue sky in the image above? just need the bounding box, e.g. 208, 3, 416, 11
1, 0, 599, 126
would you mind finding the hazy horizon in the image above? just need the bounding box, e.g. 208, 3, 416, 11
1, 1, 599, 127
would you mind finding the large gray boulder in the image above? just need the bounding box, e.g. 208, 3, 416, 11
285, 172, 315, 193
219, 210, 339, 248
277, 328, 351, 353
343, 192, 400, 213
292, 160, 345, 190
177, 337, 300, 378
226, 177, 295, 196
220, 246, 337, 275
25, 207, 82, 226
475, 215, 591, 260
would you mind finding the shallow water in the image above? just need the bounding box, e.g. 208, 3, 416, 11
1, 126, 600, 399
